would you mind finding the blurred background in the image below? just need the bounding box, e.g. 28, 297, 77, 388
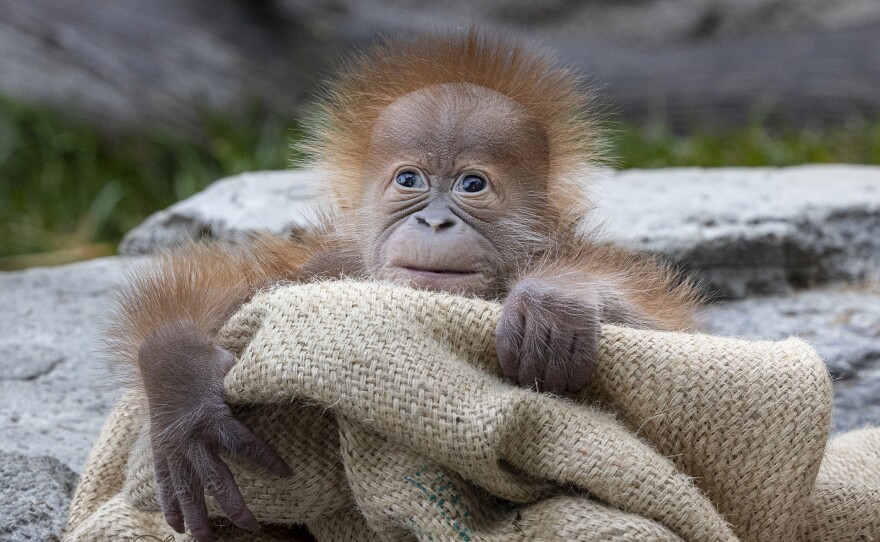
2, 0, 879, 270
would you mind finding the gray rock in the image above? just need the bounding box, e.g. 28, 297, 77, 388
0, 257, 129, 472
597, 165, 880, 298
0, 451, 77, 542
833, 374, 880, 435
119, 170, 322, 256
703, 284, 880, 433
121, 165, 880, 299
0, 341, 65, 381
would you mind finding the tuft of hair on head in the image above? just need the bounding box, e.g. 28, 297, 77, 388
297, 27, 606, 228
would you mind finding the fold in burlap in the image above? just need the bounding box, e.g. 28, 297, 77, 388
65, 281, 880, 541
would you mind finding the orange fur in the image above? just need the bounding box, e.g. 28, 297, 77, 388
107, 234, 323, 371
300, 28, 605, 225
519, 242, 702, 331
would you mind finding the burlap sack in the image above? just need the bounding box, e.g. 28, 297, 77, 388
64, 281, 880, 541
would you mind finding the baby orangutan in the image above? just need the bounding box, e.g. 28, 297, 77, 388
111, 30, 700, 541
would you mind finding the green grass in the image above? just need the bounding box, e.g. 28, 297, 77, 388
1, 96, 879, 269
0, 98, 300, 268
612, 120, 880, 169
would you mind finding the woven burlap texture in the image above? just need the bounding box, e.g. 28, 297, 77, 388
65, 281, 880, 542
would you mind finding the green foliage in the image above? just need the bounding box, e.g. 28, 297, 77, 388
1, 96, 879, 269
0, 98, 298, 268
614, 120, 880, 169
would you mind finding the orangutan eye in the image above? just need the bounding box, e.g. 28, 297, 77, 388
456, 174, 488, 194
395, 170, 425, 189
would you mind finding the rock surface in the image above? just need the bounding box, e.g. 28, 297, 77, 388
0, 258, 129, 541
0, 257, 127, 471
119, 170, 322, 256
121, 165, 880, 299
596, 165, 880, 298
0, 452, 78, 542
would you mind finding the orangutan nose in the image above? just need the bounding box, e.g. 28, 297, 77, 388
414, 209, 458, 232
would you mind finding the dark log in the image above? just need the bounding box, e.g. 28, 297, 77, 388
1, 0, 878, 132
560, 23, 880, 128
0, 0, 359, 133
